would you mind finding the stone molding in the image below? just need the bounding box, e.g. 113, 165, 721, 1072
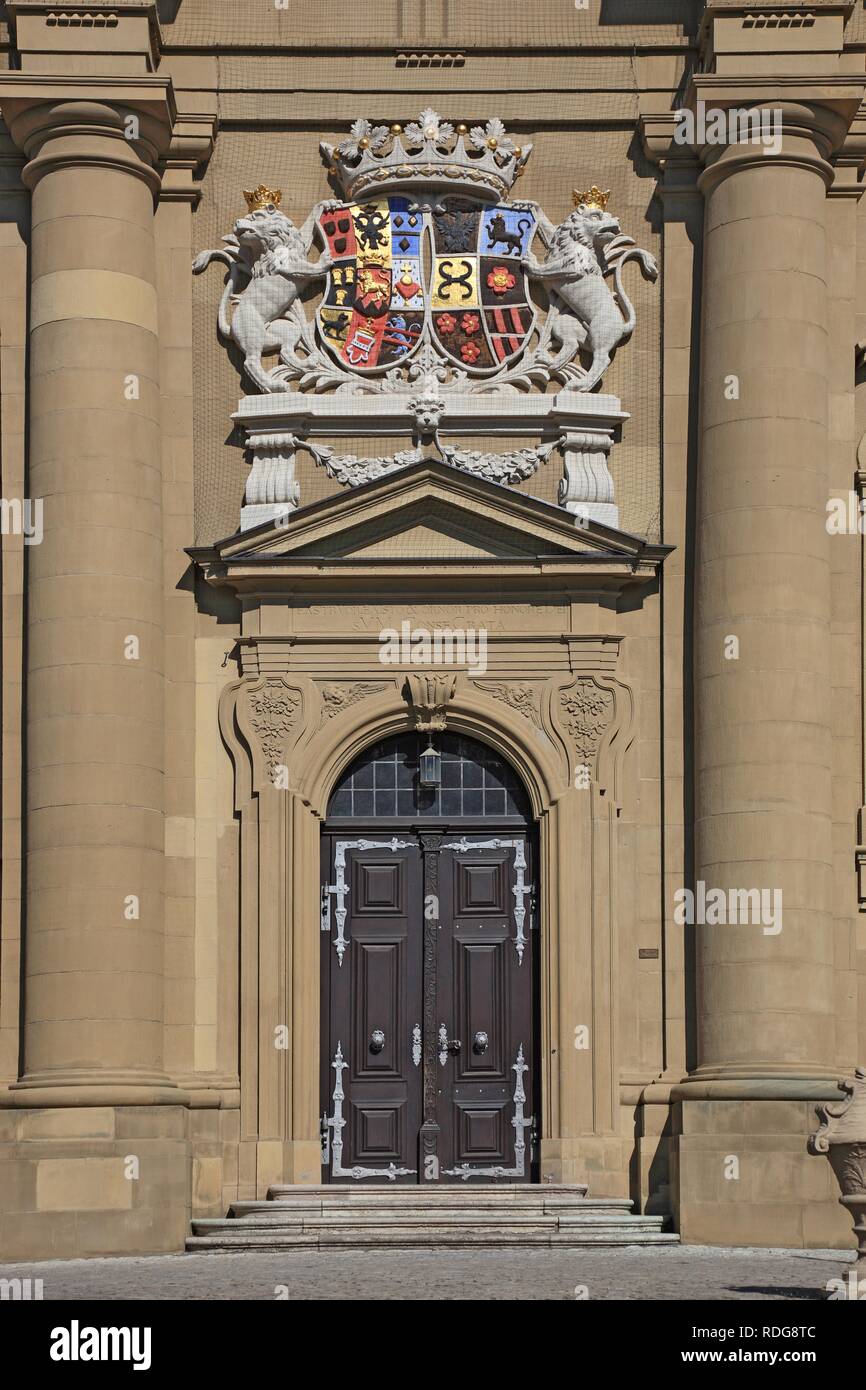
233, 389, 628, 531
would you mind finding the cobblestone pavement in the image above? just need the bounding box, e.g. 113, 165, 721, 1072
0, 1246, 855, 1301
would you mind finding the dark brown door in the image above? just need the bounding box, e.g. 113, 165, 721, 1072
320, 733, 536, 1185
435, 835, 534, 1183
320, 836, 423, 1182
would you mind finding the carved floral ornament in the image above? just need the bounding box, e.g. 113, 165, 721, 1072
192, 112, 658, 523
242, 679, 303, 782
559, 678, 615, 770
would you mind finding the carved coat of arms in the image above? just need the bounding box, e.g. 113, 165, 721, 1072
194, 110, 657, 399
315, 194, 538, 374
193, 111, 658, 520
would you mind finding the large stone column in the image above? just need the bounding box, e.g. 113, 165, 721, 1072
677, 91, 860, 1247
693, 103, 840, 1085
3, 91, 178, 1104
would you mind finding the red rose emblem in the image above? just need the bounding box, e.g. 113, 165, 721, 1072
460, 313, 480, 334
460, 340, 482, 364
487, 265, 516, 296
438, 313, 457, 334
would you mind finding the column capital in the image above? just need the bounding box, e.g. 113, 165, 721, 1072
0, 76, 176, 193
674, 78, 866, 194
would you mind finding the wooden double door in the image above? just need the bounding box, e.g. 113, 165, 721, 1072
320, 828, 537, 1183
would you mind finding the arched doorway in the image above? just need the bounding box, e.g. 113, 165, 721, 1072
320, 731, 538, 1184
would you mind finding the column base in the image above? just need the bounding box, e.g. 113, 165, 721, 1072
4, 1068, 191, 1109
673, 1096, 855, 1250
0, 1103, 240, 1260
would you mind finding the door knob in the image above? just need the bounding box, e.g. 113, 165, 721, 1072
473, 1030, 489, 1055
369, 1028, 385, 1053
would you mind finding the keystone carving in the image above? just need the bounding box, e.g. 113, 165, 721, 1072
404, 673, 457, 731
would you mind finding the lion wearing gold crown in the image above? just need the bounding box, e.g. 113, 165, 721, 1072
522, 188, 658, 393
193, 186, 338, 393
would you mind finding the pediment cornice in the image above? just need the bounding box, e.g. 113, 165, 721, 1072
189, 460, 670, 601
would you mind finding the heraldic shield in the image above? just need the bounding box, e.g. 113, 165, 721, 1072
430, 199, 537, 369
316, 196, 538, 374
317, 196, 426, 371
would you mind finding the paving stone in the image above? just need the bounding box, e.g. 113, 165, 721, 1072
0, 1246, 855, 1301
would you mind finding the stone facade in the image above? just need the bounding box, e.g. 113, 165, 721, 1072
0, 0, 863, 1259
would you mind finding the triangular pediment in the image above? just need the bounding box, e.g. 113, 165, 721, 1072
205, 461, 656, 566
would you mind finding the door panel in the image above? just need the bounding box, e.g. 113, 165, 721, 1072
321, 837, 423, 1182
321, 826, 536, 1185
436, 838, 534, 1182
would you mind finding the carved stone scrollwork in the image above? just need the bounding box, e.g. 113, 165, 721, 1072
809, 1067, 866, 1283
318, 682, 389, 725
404, 673, 457, 731
240, 431, 301, 531
242, 678, 304, 784
559, 677, 615, 772
558, 428, 618, 528
474, 680, 542, 729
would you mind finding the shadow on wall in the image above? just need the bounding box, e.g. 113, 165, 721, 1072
157, 0, 183, 21
600, 0, 702, 35
629, 1109, 676, 1219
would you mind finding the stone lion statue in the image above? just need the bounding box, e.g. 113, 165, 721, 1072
521, 191, 658, 393
193, 191, 337, 393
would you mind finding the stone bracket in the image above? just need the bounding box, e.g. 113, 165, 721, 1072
233, 388, 629, 532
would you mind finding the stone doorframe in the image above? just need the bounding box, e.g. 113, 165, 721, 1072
217, 665, 635, 1198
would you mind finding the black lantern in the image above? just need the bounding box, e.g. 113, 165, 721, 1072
418, 739, 441, 787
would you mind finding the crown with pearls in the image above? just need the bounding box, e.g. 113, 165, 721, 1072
320, 110, 532, 202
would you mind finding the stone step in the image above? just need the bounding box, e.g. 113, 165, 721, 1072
267, 1183, 590, 1200
191, 1213, 668, 1234
185, 1183, 678, 1253
228, 1196, 635, 1219
186, 1227, 679, 1251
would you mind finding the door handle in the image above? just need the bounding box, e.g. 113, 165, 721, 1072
369, 1028, 386, 1053
438, 1024, 461, 1064
473, 1030, 489, 1055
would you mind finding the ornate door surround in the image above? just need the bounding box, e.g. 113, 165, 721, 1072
218, 660, 636, 1197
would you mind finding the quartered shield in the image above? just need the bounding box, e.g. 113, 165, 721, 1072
430, 200, 538, 371
317, 196, 426, 371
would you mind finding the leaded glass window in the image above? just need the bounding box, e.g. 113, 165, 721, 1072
327, 733, 530, 821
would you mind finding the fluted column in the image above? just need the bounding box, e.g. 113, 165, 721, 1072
5, 94, 179, 1102
692, 103, 846, 1086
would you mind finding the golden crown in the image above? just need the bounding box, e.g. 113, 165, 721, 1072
243, 185, 282, 213
573, 186, 611, 212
